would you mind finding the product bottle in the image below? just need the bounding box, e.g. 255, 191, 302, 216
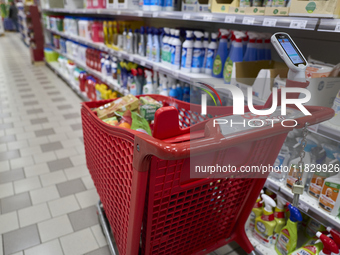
101, 54, 106, 76
122, 28, 127, 51
169, 84, 178, 99
182, 84, 190, 103
160, 83, 169, 96
146, 27, 153, 60
168, 29, 175, 65
274, 197, 286, 243
242, 31, 248, 57
143, 0, 150, 11
289, 237, 324, 255
133, 29, 139, 54
286, 136, 318, 190
264, 33, 272, 61
243, 32, 258, 62
138, 26, 146, 57
330, 90, 340, 126
202, 32, 209, 73
309, 144, 339, 200
129, 69, 138, 96
327, 227, 340, 252
105, 56, 112, 77
150, 0, 161, 11
162, 28, 170, 65
305, 218, 326, 240
152, 28, 160, 62
270, 145, 291, 182
223, 31, 245, 84
143, 70, 154, 94
171, 30, 181, 70
127, 29, 133, 54
212, 29, 229, 78
111, 57, 117, 80
191, 31, 204, 73
204, 32, 218, 75
176, 83, 183, 101
256, 34, 265, 61
316, 232, 339, 255
181, 30, 194, 73
254, 194, 277, 247
248, 190, 263, 234
275, 203, 302, 255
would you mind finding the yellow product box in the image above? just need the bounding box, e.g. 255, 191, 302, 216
210, 0, 239, 13
289, 0, 340, 18
264, 7, 289, 16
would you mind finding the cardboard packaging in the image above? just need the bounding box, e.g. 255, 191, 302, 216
182, 0, 210, 12
289, 0, 340, 18
264, 7, 289, 16
117, 0, 139, 9
210, 0, 239, 13
107, 0, 117, 8
229, 6, 265, 15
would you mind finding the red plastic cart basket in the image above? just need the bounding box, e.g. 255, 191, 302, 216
81, 83, 334, 255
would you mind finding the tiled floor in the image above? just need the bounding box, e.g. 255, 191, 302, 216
0, 33, 247, 255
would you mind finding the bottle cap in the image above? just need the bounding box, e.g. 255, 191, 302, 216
316, 232, 339, 255
261, 194, 276, 213
287, 203, 302, 222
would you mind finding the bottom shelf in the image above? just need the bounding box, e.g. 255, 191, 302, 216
45, 61, 89, 102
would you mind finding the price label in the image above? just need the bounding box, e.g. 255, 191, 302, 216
225, 16, 236, 23
183, 14, 191, 20
117, 10, 121, 15
242, 17, 255, 25
290, 20, 307, 29
298, 202, 309, 213
203, 14, 213, 21
172, 70, 179, 78
129, 55, 134, 62
308, 124, 319, 132
153, 12, 159, 17
137, 11, 143, 17
140, 61, 146, 66
263, 18, 277, 27
97, 10, 101, 14
153, 64, 159, 71
335, 22, 340, 32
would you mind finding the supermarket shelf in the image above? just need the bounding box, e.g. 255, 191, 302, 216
265, 178, 340, 230
47, 29, 266, 104
42, 8, 318, 31
48, 45, 129, 96
45, 61, 90, 102
245, 228, 273, 255
318, 19, 340, 32
308, 121, 340, 143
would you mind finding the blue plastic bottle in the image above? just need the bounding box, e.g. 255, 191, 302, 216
243, 33, 248, 57
146, 27, 153, 60
256, 36, 265, 61
243, 32, 258, 62
182, 84, 190, 102
223, 32, 244, 84
169, 84, 178, 99
176, 83, 183, 100
212, 29, 229, 78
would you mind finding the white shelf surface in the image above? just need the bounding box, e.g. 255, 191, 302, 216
47, 45, 129, 96
308, 120, 340, 144
46, 61, 90, 101
265, 178, 340, 230
42, 8, 319, 31
46, 29, 266, 105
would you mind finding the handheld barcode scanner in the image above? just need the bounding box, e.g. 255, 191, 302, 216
271, 32, 308, 82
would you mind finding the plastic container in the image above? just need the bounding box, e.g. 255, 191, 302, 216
92, 21, 104, 43
81, 83, 333, 255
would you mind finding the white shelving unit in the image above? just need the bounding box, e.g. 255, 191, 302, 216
308, 121, 340, 144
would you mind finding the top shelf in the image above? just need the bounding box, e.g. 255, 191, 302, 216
41, 8, 328, 31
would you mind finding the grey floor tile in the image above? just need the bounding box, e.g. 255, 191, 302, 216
3, 224, 40, 255
85, 246, 111, 255
52, 97, 66, 102
0, 135, 16, 144
70, 123, 82, 131
16, 83, 29, 87
0, 123, 14, 130
0, 150, 20, 161
14, 79, 26, 83
27, 108, 43, 115
57, 104, 73, 110
68, 205, 99, 231
47, 157, 73, 172
56, 179, 86, 197
63, 113, 80, 120
41, 141, 63, 153
47, 91, 61, 96
23, 101, 39, 106
43, 86, 55, 89
30, 117, 48, 125
36, 76, 47, 80
21, 94, 35, 99
34, 128, 55, 137
0, 112, 11, 118
1, 192, 32, 213
0, 168, 25, 184
18, 88, 31, 92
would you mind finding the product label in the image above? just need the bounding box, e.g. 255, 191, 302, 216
274, 211, 285, 219
93, 0, 98, 6
205, 48, 215, 71
181, 47, 193, 69
213, 55, 222, 75
191, 48, 203, 69
162, 43, 170, 63
203, 48, 208, 70
174, 45, 181, 67
223, 57, 233, 84
286, 164, 304, 189
332, 91, 340, 117
319, 182, 340, 213
308, 173, 327, 199
276, 229, 290, 255
290, 248, 314, 255
146, 45, 151, 59
181, 48, 187, 68
171, 45, 175, 65
261, 214, 274, 221
254, 224, 275, 247
130, 84, 137, 96
306, 219, 322, 237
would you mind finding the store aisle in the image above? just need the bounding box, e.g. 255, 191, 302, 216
0, 33, 246, 255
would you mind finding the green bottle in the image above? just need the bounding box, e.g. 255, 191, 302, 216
288, 237, 324, 255
276, 203, 302, 255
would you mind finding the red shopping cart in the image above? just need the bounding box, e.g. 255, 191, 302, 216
81, 82, 334, 255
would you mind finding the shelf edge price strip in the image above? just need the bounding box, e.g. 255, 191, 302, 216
289, 20, 307, 29
225, 16, 236, 23
242, 17, 255, 25
263, 18, 277, 27
335, 22, 340, 32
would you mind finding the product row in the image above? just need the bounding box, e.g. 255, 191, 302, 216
248, 188, 340, 255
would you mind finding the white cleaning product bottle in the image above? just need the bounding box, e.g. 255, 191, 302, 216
171, 30, 181, 70
330, 89, 340, 126
273, 196, 286, 243
181, 30, 194, 73
270, 144, 290, 182
123, 28, 127, 51
205, 32, 218, 75
143, 70, 154, 94
243, 32, 258, 62
160, 76, 169, 96
191, 31, 204, 73
152, 28, 160, 62
138, 26, 146, 57
146, 27, 153, 60
127, 29, 133, 54
318, 153, 340, 216
162, 27, 170, 65
202, 31, 209, 73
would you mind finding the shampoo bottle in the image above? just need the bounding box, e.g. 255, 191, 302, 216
181, 30, 194, 73
212, 29, 229, 78
275, 203, 302, 255
191, 31, 204, 73
205, 32, 218, 75
254, 194, 277, 247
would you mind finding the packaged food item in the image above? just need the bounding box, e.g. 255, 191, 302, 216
103, 117, 118, 126
95, 94, 139, 119
139, 96, 163, 121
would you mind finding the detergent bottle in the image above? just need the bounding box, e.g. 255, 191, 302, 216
205, 32, 218, 75
248, 190, 263, 233
254, 194, 277, 247
171, 30, 181, 70
223, 31, 245, 84
275, 203, 302, 255
316, 232, 339, 255
181, 30, 194, 73
274, 196, 286, 242
243, 32, 258, 62
212, 29, 229, 78
256, 33, 265, 61
305, 218, 326, 239
202, 31, 209, 73
143, 70, 154, 94
286, 136, 318, 190
309, 144, 340, 200
162, 27, 170, 65
327, 227, 340, 251
288, 238, 324, 255
191, 31, 204, 73
242, 31, 248, 57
